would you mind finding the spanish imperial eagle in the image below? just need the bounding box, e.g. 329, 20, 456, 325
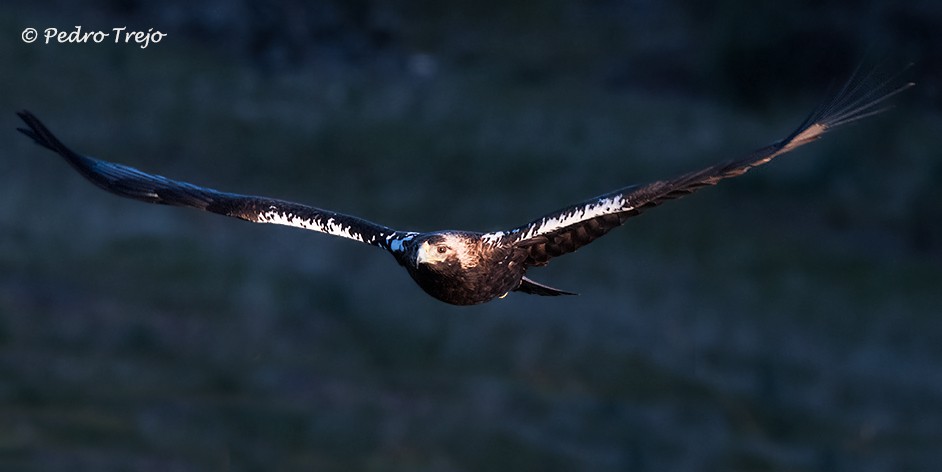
17, 69, 911, 305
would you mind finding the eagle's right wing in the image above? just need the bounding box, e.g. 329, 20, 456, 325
484, 67, 913, 266
17, 111, 416, 252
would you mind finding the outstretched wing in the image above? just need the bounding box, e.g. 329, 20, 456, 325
485, 67, 913, 266
17, 111, 413, 251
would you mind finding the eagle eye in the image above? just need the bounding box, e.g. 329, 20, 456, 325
436, 245, 448, 254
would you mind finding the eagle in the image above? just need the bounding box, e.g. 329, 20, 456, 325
17, 68, 911, 305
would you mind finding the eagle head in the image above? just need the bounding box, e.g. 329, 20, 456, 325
414, 232, 479, 269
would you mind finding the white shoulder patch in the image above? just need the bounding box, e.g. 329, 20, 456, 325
518, 195, 631, 241
481, 231, 507, 245
256, 208, 374, 244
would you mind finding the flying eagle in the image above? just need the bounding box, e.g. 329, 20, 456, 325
17, 69, 911, 305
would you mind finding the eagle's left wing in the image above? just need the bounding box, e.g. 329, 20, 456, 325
17, 111, 414, 251
485, 68, 912, 266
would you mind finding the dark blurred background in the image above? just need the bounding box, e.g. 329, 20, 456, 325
2, 1, 941, 470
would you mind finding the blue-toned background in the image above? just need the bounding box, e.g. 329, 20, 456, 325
2, 1, 940, 470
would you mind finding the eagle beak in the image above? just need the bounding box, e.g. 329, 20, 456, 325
415, 241, 431, 266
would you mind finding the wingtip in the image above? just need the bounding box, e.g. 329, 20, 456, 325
15, 110, 83, 159
16, 109, 37, 124
16, 109, 40, 134
16, 110, 42, 143
16, 126, 37, 139
15, 110, 51, 148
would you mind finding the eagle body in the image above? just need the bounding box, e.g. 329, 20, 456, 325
17, 67, 911, 305
391, 231, 526, 305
